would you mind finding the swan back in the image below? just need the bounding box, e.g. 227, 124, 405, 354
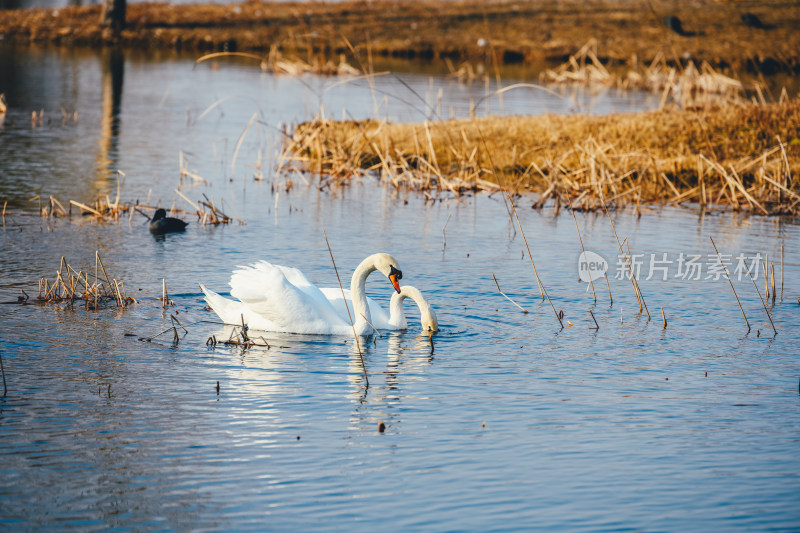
229, 261, 348, 334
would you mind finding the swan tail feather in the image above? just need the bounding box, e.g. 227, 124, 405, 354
200, 284, 243, 324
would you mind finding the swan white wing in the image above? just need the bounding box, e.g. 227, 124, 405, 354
200, 284, 283, 331
229, 262, 349, 334
271, 263, 345, 324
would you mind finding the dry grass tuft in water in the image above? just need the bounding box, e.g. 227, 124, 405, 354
36, 253, 135, 309
13, 189, 241, 228
282, 100, 800, 215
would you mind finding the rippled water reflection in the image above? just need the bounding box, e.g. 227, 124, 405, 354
1, 46, 799, 531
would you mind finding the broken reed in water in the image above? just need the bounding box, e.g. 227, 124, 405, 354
19, 190, 237, 227
281, 101, 800, 215
37, 253, 135, 309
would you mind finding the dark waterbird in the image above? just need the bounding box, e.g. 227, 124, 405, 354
741, 12, 770, 30
664, 15, 694, 36
150, 208, 188, 234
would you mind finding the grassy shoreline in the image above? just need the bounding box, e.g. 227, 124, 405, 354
283, 101, 800, 215
1, 0, 799, 77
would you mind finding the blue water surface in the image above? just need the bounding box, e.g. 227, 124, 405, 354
0, 45, 798, 532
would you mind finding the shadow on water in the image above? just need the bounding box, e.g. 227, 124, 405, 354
98, 47, 124, 184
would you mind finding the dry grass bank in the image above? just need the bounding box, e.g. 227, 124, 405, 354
282, 101, 800, 215
1, 0, 799, 77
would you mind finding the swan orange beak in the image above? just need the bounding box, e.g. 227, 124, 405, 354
389, 273, 401, 293
389, 266, 402, 293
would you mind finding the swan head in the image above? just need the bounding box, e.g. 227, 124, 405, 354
393, 285, 439, 333
368, 253, 403, 293
420, 307, 439, 334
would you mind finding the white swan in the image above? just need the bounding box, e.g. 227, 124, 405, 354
320, 285, 439, 333
199, 253, 402, 335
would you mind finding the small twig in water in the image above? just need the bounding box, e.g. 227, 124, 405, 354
161, 279, 169, 309
569, 200, 596, 303
770, 262, 776, 305
661, 306, 667, 329
1, 350, 7, 397
506, 193, 562, 327
709, 237, 750, 332
492, 273, 528, 314
589, 309, 599, 329
360, 313, 383, 338
780, 243, 784, 301
745, 269, 778, 335
602, 200, 648, 318
442, 212, 452, 251
324, 230, 368, 387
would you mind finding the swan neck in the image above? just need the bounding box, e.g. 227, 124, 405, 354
389, 292, 408, 327
350, 257, 377, 328
408, 291, 433, 320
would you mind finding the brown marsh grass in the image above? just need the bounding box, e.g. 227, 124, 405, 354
37, 253, 135, 309
281, 100, 800, 215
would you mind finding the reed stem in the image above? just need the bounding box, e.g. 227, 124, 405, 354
709, 236, 750, 331
492, 273, 528, 314
601, 200, 649, 318
324, 230, 368, 387
442, 212, 451, 251
1, 350, 7, 397
780, 243, 784, 301
770, 263, 776, 305
569, 200, 596, 303
589, 309, 599, 329
506, 193, 563, 327
746, 268, 778, 335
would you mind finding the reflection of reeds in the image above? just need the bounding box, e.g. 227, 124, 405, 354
282, 101, 799, 215
37, 253, 135, 309
195, 48, 360, 77
542, 41, 747, 108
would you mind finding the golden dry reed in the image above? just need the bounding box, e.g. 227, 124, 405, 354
37, 253, 135, 309
281, 101, 799, 215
